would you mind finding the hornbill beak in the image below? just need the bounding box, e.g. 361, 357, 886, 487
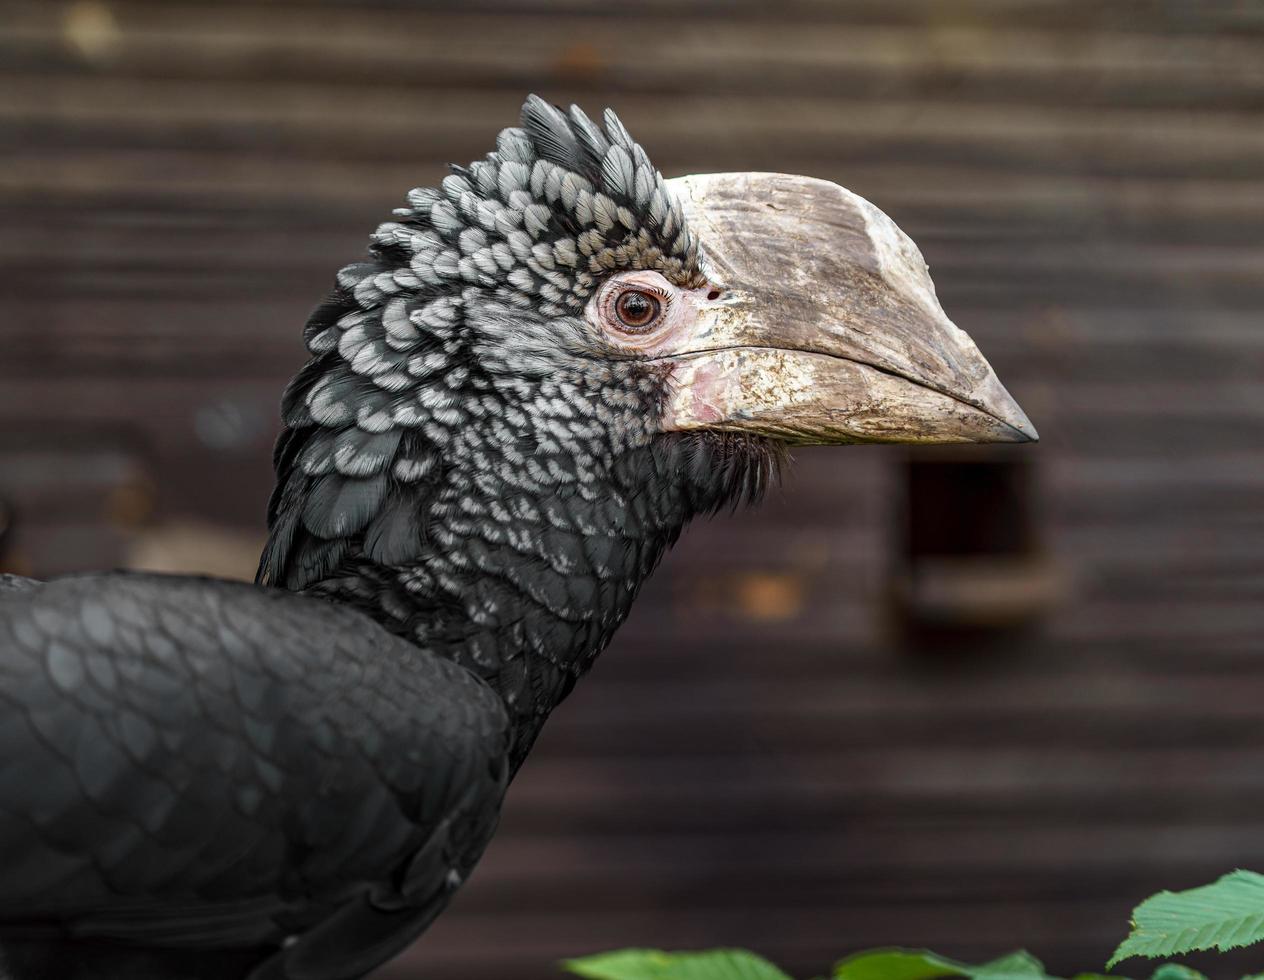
661, 172, 1037, 445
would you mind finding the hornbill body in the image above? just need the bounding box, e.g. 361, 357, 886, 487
0, 97, 1034, 980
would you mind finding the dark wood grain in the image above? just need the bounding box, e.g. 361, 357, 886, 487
1, 2, 1262, 978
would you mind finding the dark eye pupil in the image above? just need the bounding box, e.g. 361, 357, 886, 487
615, 291, 659, 330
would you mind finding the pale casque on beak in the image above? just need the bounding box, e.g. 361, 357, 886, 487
653, 172, 1037, 446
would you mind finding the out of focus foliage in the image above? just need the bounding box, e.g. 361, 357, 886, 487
564, 871, 1264, 980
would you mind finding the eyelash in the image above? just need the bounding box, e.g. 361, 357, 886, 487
604, 282, 672, 324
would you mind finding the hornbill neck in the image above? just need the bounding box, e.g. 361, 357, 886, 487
296, 433, 776, 771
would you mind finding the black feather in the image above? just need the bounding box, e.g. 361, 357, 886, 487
566, 103, 611, 177
362, 498, 425, 567
300, 474, 388, 539
301, 289, 355, 349
520, 94, 584, 175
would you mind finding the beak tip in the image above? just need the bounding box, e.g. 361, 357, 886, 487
1003, 421, 1039, 444
999, 411, 1039, 444
973, 372, 1038, 444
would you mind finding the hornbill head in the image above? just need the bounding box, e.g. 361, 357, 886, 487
437, 97, 1035, 461
263, 95, 1034, 611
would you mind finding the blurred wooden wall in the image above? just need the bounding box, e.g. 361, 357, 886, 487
2, 2, 1263, 977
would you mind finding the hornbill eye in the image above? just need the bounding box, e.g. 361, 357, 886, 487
613, 290, 662, 332
586, 270, 684, 350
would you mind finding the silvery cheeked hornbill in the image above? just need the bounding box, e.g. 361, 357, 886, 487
0, 96, 1035, 980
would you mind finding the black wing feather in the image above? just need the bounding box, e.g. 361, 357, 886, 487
0, 574, 38, 593
0, 572, 509, 978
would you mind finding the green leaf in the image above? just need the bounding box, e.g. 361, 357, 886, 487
1109, 870, 1264, 967
832, 949, 970, 980
975, 953, 1054, 980
563, 947, 793, 980
834, 948, 1056, 980
1148, 965, 1207, 980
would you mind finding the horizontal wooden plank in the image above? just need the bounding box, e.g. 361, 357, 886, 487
545, 668, 1264, 724
6, 0, 1262, 43
4, 4, 1263, 113
511, 745, 1264, 806
3, 72, 1262, 171
48, 0, 1260, 35
426, 825, 1264, 890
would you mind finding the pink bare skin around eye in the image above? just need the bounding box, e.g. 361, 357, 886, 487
586, 270, 720, 355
